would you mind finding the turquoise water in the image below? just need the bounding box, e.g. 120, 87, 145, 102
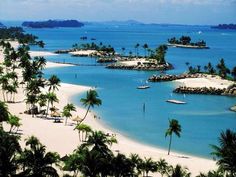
21, 23, 236, 158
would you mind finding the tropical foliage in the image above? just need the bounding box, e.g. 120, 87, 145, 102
165, 119, 182, 155
62, 103, 76, 125
0, 27, 43, 45
79, 89, 102, 125
211, 129, 236, 176
186, 59, 234, 80
168, 36, 207, 47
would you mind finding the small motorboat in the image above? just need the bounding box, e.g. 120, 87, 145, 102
137, 85, 150, 89
166, 99, 186, 104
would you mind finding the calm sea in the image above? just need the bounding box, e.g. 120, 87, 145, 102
5, 22, 236, 158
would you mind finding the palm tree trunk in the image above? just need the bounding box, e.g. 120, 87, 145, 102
65, 117, 68, 125
78, 131, 81, 142
168, 134, 172, 155
45, 101, 50, 118
77, 105, 90, 126
2, 90, 5, 101
9, 125, 13, 133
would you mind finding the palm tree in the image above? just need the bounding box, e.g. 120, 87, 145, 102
121, 47, 125, 56
82, 131, 117, 155
130, 153, 142, 176
74, 123, 92, 141
79, 89, 102, 125
7, 114, 21, 133
135, 43, 140, 57
168, 164, 191, 177
48, 75, 61, 93
231, 66, 236, 80
18, 136, 60, 177
0, 129, 21, 176
216, 58, 230, 79
34, 56, 46, 70
37, 93, 47, 113
157, 158, 171, 177
111, 153, 135, 177
25, 94, 37, 117
143, 43, 149, 57
62, 152, 81, 177
62, 103, 76, 125
139, 157, 158, 177
0, 74, 9, 101
155, 45, 168, 64
211, 129, 236, 176
165, 119, 181, 155
197, 170, 224, 177
0, 100, 9, 128
6, 84, 17, 103
129, 51, 133, 58
75, 146, 106, 177
45, 92, 59, 118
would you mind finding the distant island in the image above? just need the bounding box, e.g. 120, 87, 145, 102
212, 24, 236, 30
0, 22, 6, 28
22, 20, 84, 28
167, 36, 209, 49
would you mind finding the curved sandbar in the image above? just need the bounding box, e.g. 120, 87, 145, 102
167, 43, 209, 49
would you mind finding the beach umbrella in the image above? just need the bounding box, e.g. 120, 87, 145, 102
51, 111, 61, 117
50, 106, 60, 112
72, 115, 82, 123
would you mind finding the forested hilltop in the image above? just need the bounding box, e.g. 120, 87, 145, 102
22, 20, 84, 28
212, 24, 236, 30
0, 22, 6, 28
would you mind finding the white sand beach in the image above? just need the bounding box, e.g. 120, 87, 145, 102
69, 50, 98, 56
29, 51, 58, 57
0, 46, 218, 176
175, 75, 234, 89
119, 58, 146, 66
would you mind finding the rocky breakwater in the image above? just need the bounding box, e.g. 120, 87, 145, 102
174, 83, 236, 96
55, 49, 74, 54
107, 62, 173, 71
148, 73, 203, 82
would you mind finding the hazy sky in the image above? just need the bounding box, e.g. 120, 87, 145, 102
0, 0, 236, 25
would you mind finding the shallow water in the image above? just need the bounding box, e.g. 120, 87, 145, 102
18, 23, 236, 158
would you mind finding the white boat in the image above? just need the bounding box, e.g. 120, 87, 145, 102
166, 99, 186, 104
137, 85, 150, 89
137, 80, 150, 89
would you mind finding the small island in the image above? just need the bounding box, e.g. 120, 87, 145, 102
212, 24, 236, 30
149, 59, 236, 96
0, 27, 44, 47
22, 20, 84, 28
167, 36, 209, 49
55, 43, 173, 71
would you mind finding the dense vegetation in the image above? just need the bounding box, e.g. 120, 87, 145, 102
72, 42, 115, 54
212, 24, 236, 30
22, 20, 84, 28
0, 22, 6, 28
168, 36, 207, 47
186, 59, 236, 80
0, 27, 44, 47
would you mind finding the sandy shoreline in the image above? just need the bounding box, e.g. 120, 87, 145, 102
3, 78, 217, 176
0, 46, 217, 176
174, 74, 234, 89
